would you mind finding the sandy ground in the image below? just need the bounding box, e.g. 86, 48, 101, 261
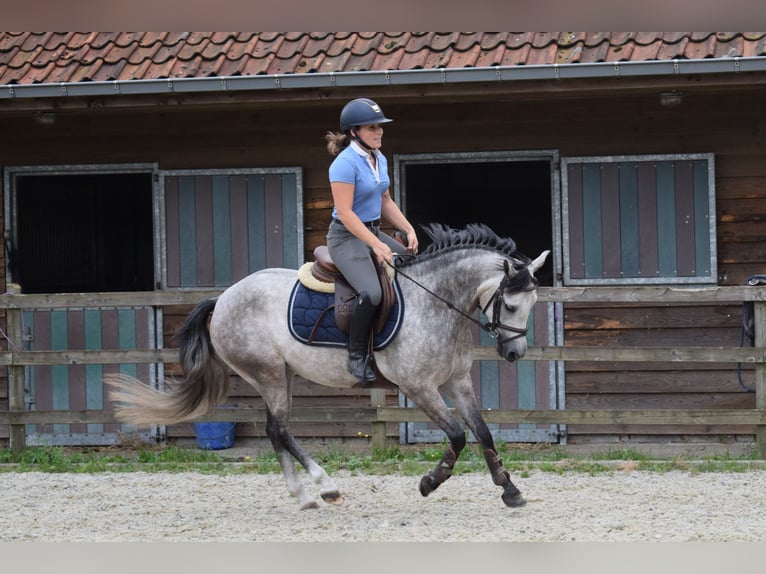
3, 468, 766, 542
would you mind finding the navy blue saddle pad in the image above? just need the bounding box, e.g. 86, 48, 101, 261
287, 278, 404, 350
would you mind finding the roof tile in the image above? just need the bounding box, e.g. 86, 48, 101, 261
2, 32, 766, 87
499, 43, 532, 66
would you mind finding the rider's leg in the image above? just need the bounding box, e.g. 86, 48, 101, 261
346, 290, 377, 384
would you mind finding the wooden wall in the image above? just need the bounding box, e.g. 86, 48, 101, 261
1, 79, 766, 445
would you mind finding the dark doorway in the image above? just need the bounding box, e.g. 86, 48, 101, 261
13, 173, 154, 293
402, 159, 553, 285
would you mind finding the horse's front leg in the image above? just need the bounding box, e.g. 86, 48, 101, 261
405, 386, 467, 497
443, 377, 526, 508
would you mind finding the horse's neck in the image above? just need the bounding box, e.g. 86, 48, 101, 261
403, 250, 503, 311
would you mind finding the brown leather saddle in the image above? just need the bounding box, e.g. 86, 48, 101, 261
310, 245, 395, 336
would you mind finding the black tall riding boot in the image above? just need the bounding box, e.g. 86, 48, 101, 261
347, 291, 377, 385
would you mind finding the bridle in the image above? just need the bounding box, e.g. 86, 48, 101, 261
389, 258, 536, 343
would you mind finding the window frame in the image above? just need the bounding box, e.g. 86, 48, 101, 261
560, 153, 717, 286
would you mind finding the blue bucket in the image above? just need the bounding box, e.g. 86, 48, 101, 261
193, 420, 236, 450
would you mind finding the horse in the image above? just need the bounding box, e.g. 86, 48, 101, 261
106, 223, 549, 510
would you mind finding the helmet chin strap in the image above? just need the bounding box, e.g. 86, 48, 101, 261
349, 128, 375, 152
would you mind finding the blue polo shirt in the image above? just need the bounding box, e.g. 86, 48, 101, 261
329, 141, 390, 222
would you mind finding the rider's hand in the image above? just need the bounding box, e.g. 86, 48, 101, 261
372, 242, 394, 266
406, 230, 419, 255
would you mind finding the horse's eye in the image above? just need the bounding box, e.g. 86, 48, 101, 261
504, 304, 517, 313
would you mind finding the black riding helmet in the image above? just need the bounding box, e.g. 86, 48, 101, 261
339, 98, 393, 132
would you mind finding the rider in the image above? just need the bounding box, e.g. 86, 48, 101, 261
325, 97, 419, 386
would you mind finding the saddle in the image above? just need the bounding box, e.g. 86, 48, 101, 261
308, 245, 395, 336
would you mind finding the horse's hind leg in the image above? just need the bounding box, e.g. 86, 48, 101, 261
265, 408, 343, 509
444, 377, 526, 508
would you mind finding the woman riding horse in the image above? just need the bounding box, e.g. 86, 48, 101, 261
325, 97, 419, 386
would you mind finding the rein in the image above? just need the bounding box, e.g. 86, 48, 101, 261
389, 258, 530, 342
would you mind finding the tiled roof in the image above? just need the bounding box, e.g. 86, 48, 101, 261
1, 32, 766, 86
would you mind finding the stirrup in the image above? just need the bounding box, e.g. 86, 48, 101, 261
347, 353, 376, 385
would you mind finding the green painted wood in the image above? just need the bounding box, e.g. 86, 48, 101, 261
582, 163, 603, 278
655, 161, 677, 277
212, 175, 232, 286
178, 175, 197, 286
619, 162, 640, 277
50, 310, 69, 433
84, 309, 104, 433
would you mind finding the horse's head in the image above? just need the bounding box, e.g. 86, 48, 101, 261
482, 250, 550, 362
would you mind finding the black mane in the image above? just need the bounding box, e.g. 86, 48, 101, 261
397, 223, 530, 267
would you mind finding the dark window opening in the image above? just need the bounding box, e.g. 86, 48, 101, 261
14, 173, 154, 293
403, 160, 553, 285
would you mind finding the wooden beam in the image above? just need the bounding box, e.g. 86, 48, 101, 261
754, 302, 766, 457
538, 285, 766, 303
474, 346, 765, 363
3, 407, 764, 427
0, 349, 180, 366
0, 345, 760, 367
6, 284, 26, 455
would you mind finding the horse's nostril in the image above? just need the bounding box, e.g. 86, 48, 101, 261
505, 351, 518, 362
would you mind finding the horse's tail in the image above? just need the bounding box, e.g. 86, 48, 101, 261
105, 297, 229, 425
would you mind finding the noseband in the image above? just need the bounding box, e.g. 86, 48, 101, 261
481, 271, 537, 343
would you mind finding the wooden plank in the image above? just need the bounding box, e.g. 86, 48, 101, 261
247, 174, 266, 271
693, 160, 711, 277
566, 392, 754, 411
3, 407, 764, 427
473, 345, 765, 363
6, 285, 26, 454
537, 286, 766, 303
638, 161, 659, 278
656, 160, 678, 277
1, 286, 766, 310
600, 162, 621, 278
618, 161, 640, 277
164, 176, 180, 287
755, 301, 766, 457
264, 174, 284, 267
567, 163, 585, 279
211, 174, 232, 286
178, 175, 197, 287
281, 172, 300, 269
0, 344, 756, 367
582, 163, 603, 278
194, 175, 215, 286
0, 348, 179, 365
566, 370, 752, 394
564, 305, 740, 330
229, 175, 249, 282
0, 290, 222, 308
674, 160, 697, 277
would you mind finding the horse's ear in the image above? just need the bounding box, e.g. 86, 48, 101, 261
530, 250, 550, 273
503, 259, 511, 275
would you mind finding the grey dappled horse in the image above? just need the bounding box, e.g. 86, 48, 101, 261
107, 224, 549, 509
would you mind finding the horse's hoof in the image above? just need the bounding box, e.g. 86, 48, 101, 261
300, 500, 320, 510
321, 491, 344, 505
502, 492, 526, 508
419, 474, 437, 497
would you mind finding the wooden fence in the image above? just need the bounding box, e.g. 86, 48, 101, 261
2, 285, 766, 457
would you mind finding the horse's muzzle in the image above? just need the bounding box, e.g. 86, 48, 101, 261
499, 340, 527, 363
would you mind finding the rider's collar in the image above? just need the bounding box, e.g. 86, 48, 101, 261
350, 140, 380, 157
